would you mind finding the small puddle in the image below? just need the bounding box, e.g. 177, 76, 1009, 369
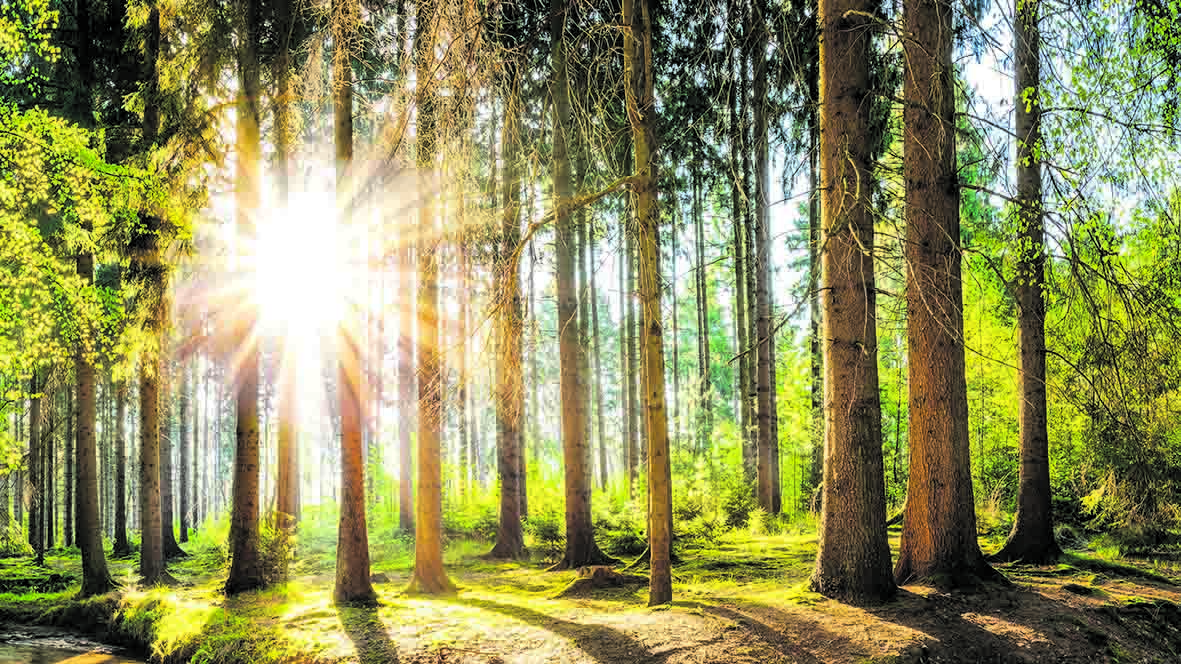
0, 628, 144, 664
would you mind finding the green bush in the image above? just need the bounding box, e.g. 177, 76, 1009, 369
525, 509, 564, 562
721, 478, 757, 530
0, 523, 32, 558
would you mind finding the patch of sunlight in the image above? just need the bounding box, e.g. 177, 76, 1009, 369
962, 612, 1052, 647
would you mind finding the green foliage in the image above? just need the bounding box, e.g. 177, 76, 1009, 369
524, 508, 564, 563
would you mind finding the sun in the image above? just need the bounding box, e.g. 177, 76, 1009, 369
249, 191, 350, 339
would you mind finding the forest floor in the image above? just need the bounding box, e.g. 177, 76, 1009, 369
3, 525, 1181, 663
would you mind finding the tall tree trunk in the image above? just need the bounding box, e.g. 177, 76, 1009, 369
135, 3, 166, 585
726, 1, 753, 479
110, 380, 129, 557
752, 0, 779, 515
808, 0, 897, 604
161, 358, 184, 558
894, 0, 1001, 588
625, 212, 640, 493
693, 170, 711, 457
225, 0, 265, 594
591, 222, 608, 490
275, 0, 299, 535
76, 252, 114, 593
398, 240, 415, 531
459, 233, 470, 501
619, 221, 633, 492
406, 0, 454, 595
807, 103, 823, 502
551, 0, 612, 570
993, 0, 1059, 565
65, 374, 74, 549
179, 361, 190, 543
332, 0, 378, 604
488, 57, 527, 559
623, 0, 672, 604
670, 203, 680, 455
29, 372, 43, 566
45, 388, 55, 552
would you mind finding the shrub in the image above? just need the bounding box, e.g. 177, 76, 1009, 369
525, 509, 565, 563
720, 477, 757, 530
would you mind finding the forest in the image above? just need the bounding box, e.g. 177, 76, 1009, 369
1, 0, 1181, 660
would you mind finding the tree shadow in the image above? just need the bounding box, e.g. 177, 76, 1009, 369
337, 604, 399, 664
449, 596, 718, 664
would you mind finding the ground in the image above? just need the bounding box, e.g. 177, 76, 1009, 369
2, 525, 1181, 663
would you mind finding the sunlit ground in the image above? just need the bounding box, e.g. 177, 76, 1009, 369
4, 524, 1181, 663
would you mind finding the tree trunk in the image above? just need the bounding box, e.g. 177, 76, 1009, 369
623, 0, 672, 604
807, 103, 823, 500
65, 374, 74, 549
808, 0, 897, 604
894, 0, 1001, 588
179, 361, 190, 543
275, 0, 299, 535
992, 0, 1059, 565
488, 57, 527, 559
406, 0, 454, 595
551, 0, 613, 570
591, 221, 608, 490
625, 213, 640, 494
76, 250, 114, 594
331, 0, 378, 604
619, 220, 633, 493
693, 170, 711, 457
225, 0, 264, 594
398, 238, 415, 531
45, 388, 55, 552
752, 2, 778, 515
113, 381, 130, 557
161, 357, 183, 558
29, 372, 43, 566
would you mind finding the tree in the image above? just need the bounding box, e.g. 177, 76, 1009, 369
333, 0, 379, 605
274, 0, 299, 535
225, 0, 266, 595
179, 361, 191, 543
894, 0, 1002, 587
808, 0, 897, 604
112, 380, 131, 557
622, 0, 672, 605
29, 371, 44, 566
406, 0, 454, 596
550, 0, 614, 571
992, 0, 1060, 565
487, 27, 527, 560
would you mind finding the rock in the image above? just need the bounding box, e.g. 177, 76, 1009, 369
1063, 583, 1095, 595
369, 573, 392, 584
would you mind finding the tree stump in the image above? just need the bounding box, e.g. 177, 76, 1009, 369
556, 565, 647, 598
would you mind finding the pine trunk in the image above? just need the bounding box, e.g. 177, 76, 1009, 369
808, 0, 897, 603
406, 0, 454, 595
895, 0, 1001, 588
179, 362, 190, 543
993, 0, 1059, 565
225, 0, 264, 594
551, 0, 612, 570
29, 372, 43, 566
275, 0, 299, 534
161, 358, 183, 558
488, 59, 527, 559
623, 0, 672, 604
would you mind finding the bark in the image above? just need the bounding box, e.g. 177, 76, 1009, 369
739, 19, 758, 483
332, 0, 378, 605
406, 0, 454, 596
625, 214, 640, 493
488, 59, 527, 560
76, 251, 115, 595
275, 0, 299, 535
895, 0, 1002, 588
161, 357, 184, 558
807, 104, 823, 498
619, 222, 633, 492
459, 231, 470, 500
808, 0, 897, 604
113, 382, 130, 557
993, 0, 1059, 564
179, 362, 190, 543
623, 0, 672, 604
398, 241, 415, 532
670, 204, 680, 454
591, 222, 608, 490
752, 1, 779, 515
29, 372, 43, 566
551, 0, 613, 570
46, 388, 55, 552
693, 171, 711, 457
725, 2, 753, 479
65, 375, 74, 549
225, 0, 264, 595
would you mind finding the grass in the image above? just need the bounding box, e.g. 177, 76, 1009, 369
3, 521, 1181, 663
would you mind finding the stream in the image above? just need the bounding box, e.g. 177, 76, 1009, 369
0, 628, 144, 664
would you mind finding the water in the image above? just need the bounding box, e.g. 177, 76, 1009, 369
0, 629, 143, 664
